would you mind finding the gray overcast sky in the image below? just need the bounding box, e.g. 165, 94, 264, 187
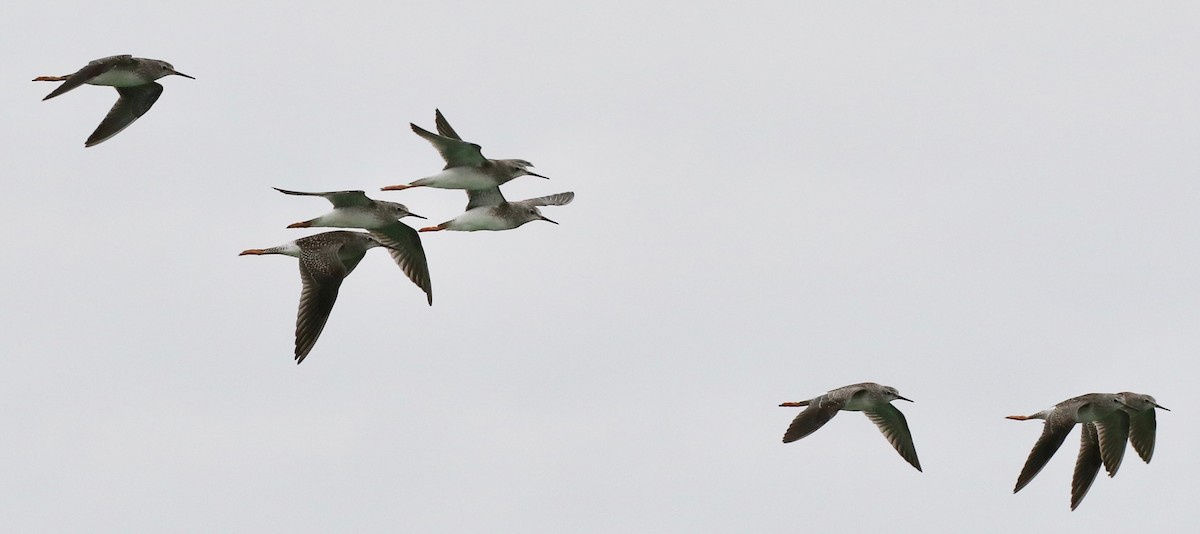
3, 1, 1198, 532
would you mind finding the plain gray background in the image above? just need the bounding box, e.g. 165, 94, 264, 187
3, 1, 1197, 531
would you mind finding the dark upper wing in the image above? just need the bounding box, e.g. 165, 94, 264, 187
864, 404, 922, 471
411, 122, 486, 168
41, 54, 132, 100
1127, 409, 1157, 463
1071, 423, 1103, 511
85, 83, 164, 147
293, 252, 347, 364
1013, 415, 1075, 493
516, 192, 575, 208
273, 188, 373, 208
434, 109, 464, 140
369, 223, 433, 305
782, 396, 841, 443
465, 187, 508, 211
1093, 412, 1130, 477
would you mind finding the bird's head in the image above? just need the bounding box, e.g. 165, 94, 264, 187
149, 60, 194, 80
380, 201, 425, 221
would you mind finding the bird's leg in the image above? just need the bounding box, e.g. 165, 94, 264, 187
418, 223, 448, 232
32, 75, 69, 82
380, 183, 416, 191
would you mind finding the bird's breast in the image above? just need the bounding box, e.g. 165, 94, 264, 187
86, 69, 152, 87
420, 167, 498, 189
317, 209, 386, 229
446, 208, 518, 231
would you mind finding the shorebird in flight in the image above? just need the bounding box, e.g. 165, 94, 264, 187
779, 382, 921, 472
34, 54, 193, 146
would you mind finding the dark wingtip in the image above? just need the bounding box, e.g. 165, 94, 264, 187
1013, 478, 1029, 494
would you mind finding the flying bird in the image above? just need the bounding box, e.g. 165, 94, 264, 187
1067, 392, 1169, 511
417, 188, 574, 232
778, 382, 922, 471
240, 231, 397, 364
1117, 391, 1169, 464
1006, 393, 1131, 510
34, 54, 193, 147
274, 188, 433, 305
381, 109, 547, 191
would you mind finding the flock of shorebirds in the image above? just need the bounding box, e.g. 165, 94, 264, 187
238, 109, 573, 363
36, 54, 1167, 512
34, 54, 573, 363
780, 383, 1168, 510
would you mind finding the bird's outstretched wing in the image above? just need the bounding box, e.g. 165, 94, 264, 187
1071, 422, 1103, 510
411, 122, 486, 168
1013, 413, 1075, 493
293, 244, 350, 364
1093, 412, 1130, 477
274, 188, 373, 208
41, 55, 133, 100
465, 187, 508, 211
782, 396, 841, 443
1127, 408, 1158, 463
369, 223, 433, 305
434, 108, 465, 140
515, 192, 575, 208
864, 403, 922, 471
85, 83, 164, 147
